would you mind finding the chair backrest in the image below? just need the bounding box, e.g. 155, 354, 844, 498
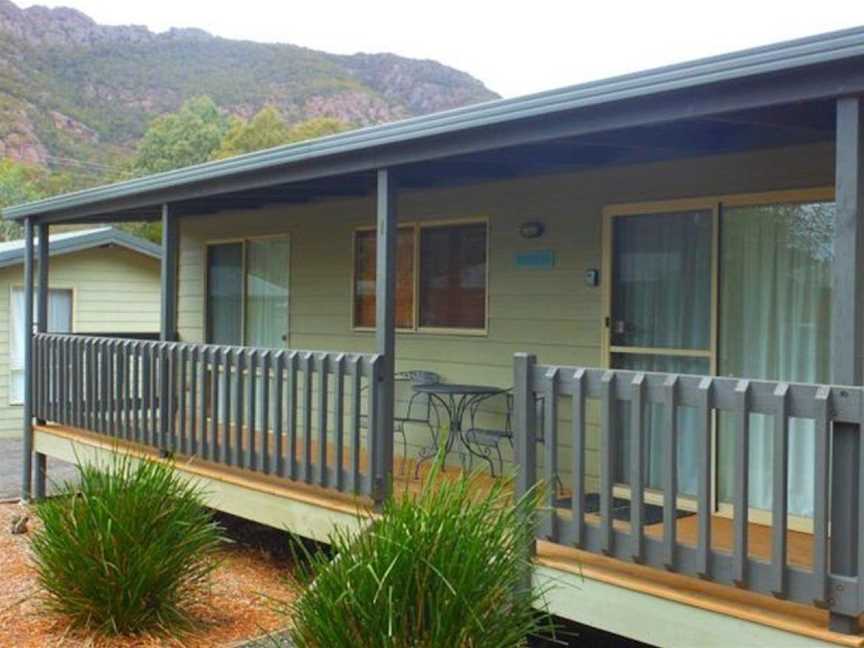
395, 370, 441, 386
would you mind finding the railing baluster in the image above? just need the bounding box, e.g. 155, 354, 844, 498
70, 338, 79, 427
696, 376, 713, 579
334, 354, 345, 491
59, 337, 68, 425
210, 348, 221, 462
114, 341, 124, 437
350, 356, 361, 493
630, 372, 645, 563
235, 350, 246, 468
132, 342, 141, 442
663, 374, 679, 571
188, 347, 197, 455
148, 343, 158, 445
317, 353, 329, 487
273, 351, 285, 476
287, 352, 298, 480
367, 357, 380, 498
771, 383, 790, 598
600, 371, 615, 555
813, 385, 830, 606
195, 347, 205, 457
733, 379, 750, 587
86, 339, 96, 432
101, 340, 111, 435
302, 352, 313, 483
179, 345, 188, 454
544, 367, 559, 542
260, 351, 270, 474
222, 348, 233, 465
247, 350, 257, 470
571, 368, 586, 548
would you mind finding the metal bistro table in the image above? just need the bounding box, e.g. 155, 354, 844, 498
411, 383, 505, 475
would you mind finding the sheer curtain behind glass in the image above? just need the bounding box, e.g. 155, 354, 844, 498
719, 202, 834, 518
10, 287, 72, 404
611, 210, 713, 497
245, 238, 290, 349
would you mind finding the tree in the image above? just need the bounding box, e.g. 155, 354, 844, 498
131, 97, 229, 176
212, 107, 349, 159
0, 159, 51, 240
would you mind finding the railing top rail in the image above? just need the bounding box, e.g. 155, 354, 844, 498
34, 332, 382, 364
529, 363, 864, 424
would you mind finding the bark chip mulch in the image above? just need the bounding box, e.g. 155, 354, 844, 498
0, 503, 298, 647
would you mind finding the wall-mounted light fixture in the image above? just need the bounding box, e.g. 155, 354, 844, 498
519, 221, 545, 239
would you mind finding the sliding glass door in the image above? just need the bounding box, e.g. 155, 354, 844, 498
605, 193, 834, 521
718, 202, 834, 518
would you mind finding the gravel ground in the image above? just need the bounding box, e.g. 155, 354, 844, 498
0, 438, 79, 500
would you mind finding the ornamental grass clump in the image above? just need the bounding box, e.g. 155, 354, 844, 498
289, 463, 549, 647
30, 455, 224, 635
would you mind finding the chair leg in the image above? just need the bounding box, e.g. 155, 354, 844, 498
495, 444, 504, 478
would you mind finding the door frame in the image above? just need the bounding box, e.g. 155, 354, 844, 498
600, 187, 834, 532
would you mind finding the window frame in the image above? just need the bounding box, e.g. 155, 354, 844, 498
351, 217, 490, 336
9, 284, 76, 406
203, 234, 291, 347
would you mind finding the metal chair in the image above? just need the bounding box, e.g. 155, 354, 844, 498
361, 370, 442, 475
465, 391, 566, 499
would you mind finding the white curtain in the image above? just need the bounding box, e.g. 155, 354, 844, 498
718, 202, 834, 518
245, 238, 290, 349
10, 287, 72, 404
611, 210, 713, 496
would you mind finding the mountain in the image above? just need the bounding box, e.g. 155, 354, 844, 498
0, 0, 498, 173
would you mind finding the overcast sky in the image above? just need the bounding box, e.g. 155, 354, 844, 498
21, 0, 864, 97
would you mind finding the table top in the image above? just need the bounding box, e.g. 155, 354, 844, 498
412, 383, 505, 397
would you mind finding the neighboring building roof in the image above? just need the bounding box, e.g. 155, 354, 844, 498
5, 25, 864, 223
0, 227, 161, 269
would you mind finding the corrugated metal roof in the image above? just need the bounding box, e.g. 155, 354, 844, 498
6, 25, 864, 222
0, 227, 161, 268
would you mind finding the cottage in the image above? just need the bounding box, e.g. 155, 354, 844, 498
6, 27, 864, 647
0, 227, 160, 438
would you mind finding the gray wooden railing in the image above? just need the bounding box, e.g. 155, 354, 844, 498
514, 353, 864, 626
33, 333, 387, 500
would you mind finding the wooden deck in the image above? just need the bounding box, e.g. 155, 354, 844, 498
31, 422, 864, 647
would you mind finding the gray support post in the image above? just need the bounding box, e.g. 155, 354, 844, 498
373, 169, 396, 506
514, 352, 538, 593
159, 205, 178, 456
160, 204, 179, 342
34, 222, 49, 499
21, 218, 35, 501
830, 96, 864, 634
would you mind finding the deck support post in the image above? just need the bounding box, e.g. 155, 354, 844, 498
830, 95, 864, 633
34, 222, 49, 499
514, 353, 538, 592
159, 204, 178, 455
21, 218, 35, 501
373, 169, 396, 506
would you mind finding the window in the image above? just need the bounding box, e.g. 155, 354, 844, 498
10, 287, 73, 404
205, 237, 290, 347
352, 221, 487, 332
353, 227, 415, 329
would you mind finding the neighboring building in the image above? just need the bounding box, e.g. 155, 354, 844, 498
0, 227, 160, 438
7, 27, 864, 647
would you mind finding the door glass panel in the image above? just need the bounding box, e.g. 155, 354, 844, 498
246, 238, 290, 349
207, 243, 243, 345
612, 353, 709, 496
611, 210, 712, 350
718, 201, 834, 518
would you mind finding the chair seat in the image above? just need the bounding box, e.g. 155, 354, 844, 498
465, 428, 511, 447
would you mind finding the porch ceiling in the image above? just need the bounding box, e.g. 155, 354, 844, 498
93, 99, 836, 221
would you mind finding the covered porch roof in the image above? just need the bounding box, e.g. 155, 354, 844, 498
4, 26, 864, 224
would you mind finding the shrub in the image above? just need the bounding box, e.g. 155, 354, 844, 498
288, 464, 549, 647
30, 455, 224, 635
